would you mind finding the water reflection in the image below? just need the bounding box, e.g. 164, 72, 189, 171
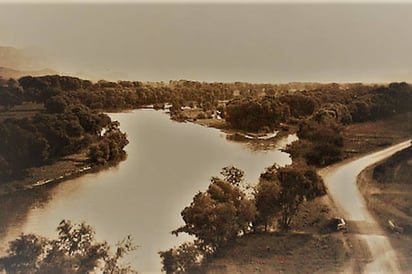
0, 186, 54, 252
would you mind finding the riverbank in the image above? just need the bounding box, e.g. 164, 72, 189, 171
0, 101, 129, 197
0, 107, 286, 198
0, 150, 124, 197
185, 110, 412, 158
2, 108, 409, 203
0, 151, 87, 196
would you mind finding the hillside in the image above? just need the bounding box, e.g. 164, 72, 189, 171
0, 46, 41, 70
0, 46, 55, 79
0, 66, 56, 79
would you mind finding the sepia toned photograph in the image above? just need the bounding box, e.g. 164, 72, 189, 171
0, 0, 411, 273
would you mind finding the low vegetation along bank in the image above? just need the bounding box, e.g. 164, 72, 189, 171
1, 74, 412, 273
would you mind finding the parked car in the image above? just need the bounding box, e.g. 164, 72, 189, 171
388, 219, 403, 233
331, 217, 347, 232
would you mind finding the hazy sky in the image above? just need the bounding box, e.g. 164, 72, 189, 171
1, 1, 412, 83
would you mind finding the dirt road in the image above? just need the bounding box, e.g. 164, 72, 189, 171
320, 140, 411, 273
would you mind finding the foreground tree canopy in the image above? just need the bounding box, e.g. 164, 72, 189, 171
160, 165, 327, 273
0, 220, 137, 274
172, 177, 256, 252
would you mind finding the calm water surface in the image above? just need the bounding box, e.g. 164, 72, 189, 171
0, 109, 296, 273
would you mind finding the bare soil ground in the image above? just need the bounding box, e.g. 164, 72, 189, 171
358, 151, 412, 272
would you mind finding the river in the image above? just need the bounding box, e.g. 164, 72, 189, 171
0, 109, 296, 273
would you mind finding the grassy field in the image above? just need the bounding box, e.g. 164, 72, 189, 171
342, 112, 412, 159
0, 102, 44, 121
204, 232, 348, 274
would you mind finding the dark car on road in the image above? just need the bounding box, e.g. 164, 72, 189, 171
330, 217, 347, 232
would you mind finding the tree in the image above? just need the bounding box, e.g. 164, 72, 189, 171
172, 177, 256, 252
161, 168, 256, 273
0, 220, 137, 274
258, 164, 326, 231
279, 94, 317, 118
254, 176, 281, 231
44, 95, 70, 113
88, 121, 129, 165
159, 242, 202, 274
225, 97, 288, 132
0, 234, 45, 273
220, 165, 244, 187
295, 120, 344, 166
0, 85, 23, 110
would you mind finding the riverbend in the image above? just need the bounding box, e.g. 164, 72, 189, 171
0, 109, 297, 273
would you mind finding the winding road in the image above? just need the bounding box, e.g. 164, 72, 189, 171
320, 139, 411, 273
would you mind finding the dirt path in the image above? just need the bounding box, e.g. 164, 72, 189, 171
319, 139, 411, 273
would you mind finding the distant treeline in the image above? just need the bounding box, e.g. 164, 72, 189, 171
2, 76, 237, 110
226, 82, 412, 131
1, 75, 412, 179
4, 76, 411, 126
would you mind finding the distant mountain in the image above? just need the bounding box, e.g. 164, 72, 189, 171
1, 46, 36, 70
0, 66, 57, 79
0, 46, 57, 79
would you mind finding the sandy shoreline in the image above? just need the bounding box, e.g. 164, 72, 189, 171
0, 151, 122, 197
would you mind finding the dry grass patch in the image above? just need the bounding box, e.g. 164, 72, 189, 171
204, 232, 348, 274
343, 112, 412, 158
